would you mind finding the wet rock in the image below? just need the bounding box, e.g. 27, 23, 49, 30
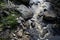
46, 0, 60, 17
44, 11, 56, 18
16, 5, 33, 20
46, 0, 60, 7
43, 11, 57, 23
25, 28, 40, 40
52, 24, 60, 35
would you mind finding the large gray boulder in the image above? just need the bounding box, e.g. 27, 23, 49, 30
16, 5, 33, 20
43, 10, 57, 23
44, 11, 56, 18
46, 0, 60, 16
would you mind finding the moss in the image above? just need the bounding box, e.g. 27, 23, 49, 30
0, 10, 19, 28
0, 1, 6, 9
1, 15, 17, 27
10, 10, 21, 17
7, 15, 17, 26
0, 3, 5, 6
0, 0, 22, 34
0, 0, 3, 3
0, 23, 3, 27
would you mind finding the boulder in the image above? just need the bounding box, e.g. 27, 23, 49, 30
16, 5, 33, 20
43, 11, 57, 23
44, 11, 56, 18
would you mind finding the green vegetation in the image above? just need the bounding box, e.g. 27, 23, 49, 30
0, 1, 21, 31
0, 10, 19, 29
1, 14, 17, 27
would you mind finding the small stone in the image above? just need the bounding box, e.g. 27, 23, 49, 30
17, 17, 24, 23
12, 33, 16, 37
16, 29, 23, 37
24, 31, 30, 35
22, 35, 30, 40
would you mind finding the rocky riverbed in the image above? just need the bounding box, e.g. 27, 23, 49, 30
0, 0, 60, 40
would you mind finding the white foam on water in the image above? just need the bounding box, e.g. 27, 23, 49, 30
30, 0, 45, 4
29, 0, 51, 40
